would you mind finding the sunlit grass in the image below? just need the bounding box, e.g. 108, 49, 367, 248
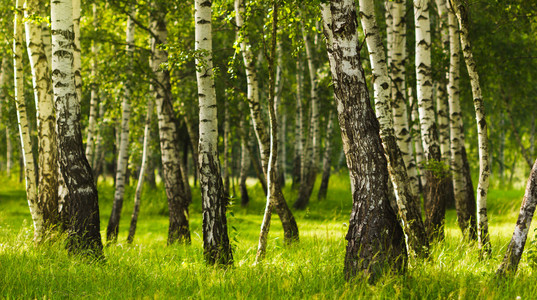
1, 171, 537, 298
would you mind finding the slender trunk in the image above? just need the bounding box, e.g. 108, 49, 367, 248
195, 0, 233, 264
321, 1, 407, 282
183, 114, 199, 184
85, 3, 99, 167
292, 59, 304, 188
435, 0, 451, 163
14, 0, 42, 242
274, 42, 285, 186
409, 88, 425, 193
448, 8, 475, 239
256, 2, 281, 262
318, 111, 334, 200
52, 0, 103, 256
127, 99, 154, 244
223, 99, 230, 196
294, 16, 320, 210
92, 100, 106, 182
499, 113, 505, 182
107, 12, 134, 243
0, 57, 5, 172
461, 144, 478, 239
360, 0, 429, 258
235, 0, 298, 243
497, 159, 537, 275
41, 23, 52, 69
151, 5, 190, 245
392, 0, 419, 196
414, 0, 449, 241
25, 0, 60, 235
239, 126, 250, 206
451, 0, 491, 255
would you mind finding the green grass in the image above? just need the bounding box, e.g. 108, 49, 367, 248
1, 172, 537, 299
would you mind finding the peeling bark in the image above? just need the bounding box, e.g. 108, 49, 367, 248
497, 159, 537, 275
321, 1, 407, 282
52, 0, 103, 256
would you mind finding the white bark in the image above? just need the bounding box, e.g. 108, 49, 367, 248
497, 159, 537, 275
85, 3, 99, 167
451, 0, 491, 254
359, 0, 429, 258
409, 88, 425, 189
25, 0, 59, 234
52, 0, 103, 255
14, 0, 42, 241
196, 0, 232, 264
73, 0, 82, 103
435, 0, 450, 162
107, 12, 134, 242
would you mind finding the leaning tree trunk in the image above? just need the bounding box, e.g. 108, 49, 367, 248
14, 0, 42, 242
451, 0, 491, 255
497, 159, 537, 275
414, 0, 449, 241
274, 42, 286, 186
107, 12, 134, 243
150, 5, 190, 245
127, 99, 153, 244
318, 111, 334, 201
448, 8, 476, 239
195, 0, 233, 265
25, 0, 60, 235
85, 3, 99, 167
52, 0, 103, 256
359, 0, 429, 259
235, 0, 298, 243
255, 1, 282, 262
321, 1, 407, 282
391, 0, 420, 196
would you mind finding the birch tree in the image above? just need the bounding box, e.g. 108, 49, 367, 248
359, 0, 429, 258
447, 8, 477, 239
52, 0, 103, 255
391, 0, 420, 196
321, 1, 406, 281
127, 99, 153, 244
451, 0, 491, 254
317, 111, 334, 200
150, 3, 191, 244
497, 159, 537, 275
25, 0, 60, 234
14, 0, 42, 242
195, 0, 233, 265
435, 0, 451, 163
85, 3, 99, 167
235, 0, 298, 243
107, 11, 135, 243
414, 0, 449, 241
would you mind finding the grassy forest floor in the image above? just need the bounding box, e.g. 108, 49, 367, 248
1, 172, 537, 299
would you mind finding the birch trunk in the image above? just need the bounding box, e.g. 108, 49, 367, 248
150, 5, 190, 244
497, 159, 537, 275
294, 17, 320, 210
410, 88, 425, 193
52, 0, 103, 256
41, 23, 51, 69
25, 0, 60, 234
235, 0, 298, 243
360, 0, 429, 258
414, 0, 449, 241
448, 8, 476, 239
435, 0, 451, 163
274, 42, 286, 186
85, 3, 99, 167
0, 58, 11, 176
321, 1, 407, 281
239, 125, 250, 206
0, 57, 5, 172
451, 0, 491, 255
127, 99, 154, 244
292, 58, 304, 188
195, 0, 233, 264
107, 13, 134, 243
256, 1, 281, 262
392, 0, 419, 196
14, 0, 42, 241
317, 111, 334, 200
223, 99, 230, 196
